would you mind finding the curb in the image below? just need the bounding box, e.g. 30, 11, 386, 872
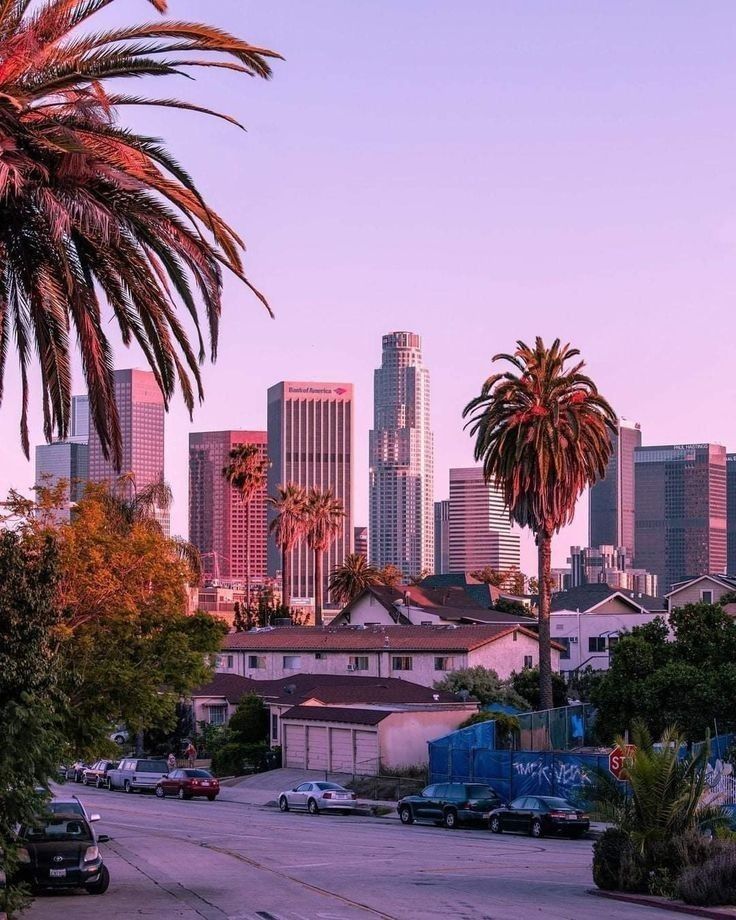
589, 889, 736, 918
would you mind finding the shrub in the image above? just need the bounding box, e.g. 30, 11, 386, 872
592, 828, 646, 892
678, 847, 736, 906
211, 741, 269, 777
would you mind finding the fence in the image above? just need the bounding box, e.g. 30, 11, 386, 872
512, 703, 595, 751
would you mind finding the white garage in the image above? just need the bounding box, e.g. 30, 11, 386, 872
281, 706, 388, 775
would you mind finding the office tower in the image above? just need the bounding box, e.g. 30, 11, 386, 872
69, 395, 90, 444
448, 467, 520, 573
369, 331, 434, 578
354, 526, 368, 560
434, 500, 450, 575
88, 368, 169, 535
728, 455, 736, 574
35, 441, 89, 519
267, 381, 353, 602
589, 418, 642, 555
568, 544, 658, 596
189, 431, 268, 582
635, 444, 727, 592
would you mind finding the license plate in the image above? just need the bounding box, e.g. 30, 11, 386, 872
482, 812, 490, 819
49, 868, 66, 878
566, 815, 577, 820
201, 781, 210, 785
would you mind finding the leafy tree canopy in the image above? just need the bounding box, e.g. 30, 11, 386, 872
510, 667, 568, 710
435, 666, 530, 710
228, 695, 269, 745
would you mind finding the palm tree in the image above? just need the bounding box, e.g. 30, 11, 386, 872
222, 444, 270, 610
0, 0, 281, 463
305, 489, 345, 626
463, 338, 616, 709
268, 484, 307, 614
328, 554, 380, 607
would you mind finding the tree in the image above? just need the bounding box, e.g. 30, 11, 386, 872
494, 597, 534, 618
0, 0, 281, 464
510, 667, 568, 710
304, 488, 345, 626
222, 444, 270, 609
376, 564, 404, 587
268, 484, 308, 612
435, 666, 530, 710
228, 695, 269, 745
470, 566, 507, 587
506, 568, 528, 597
464, 337, 616, 709
328, 554, 381, 606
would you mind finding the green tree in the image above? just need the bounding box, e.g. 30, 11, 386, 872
228, 695, 269, 745
435, 666, 530, 710
268, 484, 308, 613
0, 0, 280, 464
329, 553, 381, 606
510, 667, 568, 710
304, 488, 345, 626
464, 337, 616, 709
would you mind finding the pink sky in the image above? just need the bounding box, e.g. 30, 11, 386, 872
2, 0, 736, 572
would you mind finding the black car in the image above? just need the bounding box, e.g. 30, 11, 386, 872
83, 760, 120, 788
489, 795, 590, 838
397, 783, 503, 829
15, 813, 110, 895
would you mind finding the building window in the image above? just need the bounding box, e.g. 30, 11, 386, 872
271, 713, 279, 740
589, 637, 606, 653
208, 705, 227, 726
392, 656, 413, 671
283, 655, 302, 669
348, 656, 369, 671
226, 655, 233, 669
315, 652, 327, 660
248, 655, 266, 669
557, 638, 571, 660
702, 589, 714, 604
523, 655, 533, 669
434, 656, 454, 672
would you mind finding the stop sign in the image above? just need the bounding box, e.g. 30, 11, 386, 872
609, 744, 636, 780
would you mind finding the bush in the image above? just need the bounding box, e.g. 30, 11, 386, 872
211, 741, 270, 777
592, 828, 646, 892
678, 847, 736, 906
228, 695, 269, 745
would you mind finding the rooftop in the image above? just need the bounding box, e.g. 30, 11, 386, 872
548, 583, 664, 613
281, 705, 393, 726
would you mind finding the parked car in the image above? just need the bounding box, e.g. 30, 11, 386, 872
278, 781, 356, 815
14, 813, 110, 895
107, 757, 168, 793
397, 783, 503, 829
488, 796, 590, 838
109, 727, 129, 746
46, 796, 100, 825
64, 761, 88, 783
83, 760, 120, 789
155, 769, 220, 801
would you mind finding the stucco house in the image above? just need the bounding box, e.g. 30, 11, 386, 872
666, 574, 736, 612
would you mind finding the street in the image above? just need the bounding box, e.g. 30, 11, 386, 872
24, 785, 682, 920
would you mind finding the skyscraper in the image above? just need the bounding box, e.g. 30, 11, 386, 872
589, 418, 642, 555
34, 393, 90, 520
267, 381, 353, 603
189, 430, 268, 582
634, 443, 727, 592
69, 395, 90, 444
727, 454, 736, 574
369, 331, 434, 578
88, 369, 168, 534
354, 526, 368, 560
448, 467, 520, 573
434, 500, 450, 575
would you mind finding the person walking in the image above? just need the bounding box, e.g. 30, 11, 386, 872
167, 752, 176, 773
185, 742, 197, 768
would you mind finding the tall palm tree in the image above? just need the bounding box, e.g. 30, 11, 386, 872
222, 444, 270, 610
305, 488, 345, 626
463, 338, 616, 709
328, 554, 380, 607
0, 0, 281, 463
268, 484, 307, 614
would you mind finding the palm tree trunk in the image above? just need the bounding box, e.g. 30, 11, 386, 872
282, 545, 291, 613
537, 533, 554, 711
245, 500, 251, 612
314, 548, 323, 627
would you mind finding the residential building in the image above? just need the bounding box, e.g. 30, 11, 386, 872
87, 368, 169, 534
634, 443, 727, 592
728, 455, 736, 574
354, 526, 368, 560
187, 580, 282, 623
369, 331, 434, 578
189, 430, 268, 582
568, 544, 658, 597
218, 624, 560, 687
434, 500, 450, 574
448, 467, 520, 572
589, 419, 642, 555
666, 574, 736, 611
267, 381, 353, 604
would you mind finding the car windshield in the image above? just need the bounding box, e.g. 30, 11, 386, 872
466, 785, 496, 799
539, 797, 573, 809
315, 783, 345, 791
47, 802, 84, 816
182, 770, 212, 778
138, 761, 168, 772
24, 818, 92, 842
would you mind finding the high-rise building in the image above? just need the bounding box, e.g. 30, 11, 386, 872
634, 444, 727, 592
568, 544, 658, 597
369, 331, 434, 578
34, 393, 90, 520
434, 500, 450, 575
189, 430, 268, 582
354, 526, 368, 560
69, 395, 90, 444
267, 381, 353, 603
88, 368, 169, 534
448, 467, 520, 573
728, 455, 736, 574
589, 419, 642, 555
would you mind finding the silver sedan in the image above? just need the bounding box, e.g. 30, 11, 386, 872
278, 781, 356, 815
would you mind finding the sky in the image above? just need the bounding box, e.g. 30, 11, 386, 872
3, 0, 736, 571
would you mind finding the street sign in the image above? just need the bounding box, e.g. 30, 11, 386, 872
609, 744, 636, 780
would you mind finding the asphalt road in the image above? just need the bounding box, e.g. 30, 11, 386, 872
24, 785, 684, 920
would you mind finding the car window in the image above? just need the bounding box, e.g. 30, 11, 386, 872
139, 760, 168, 773
434, 784, 449, 798
421, 785, 436, 798
296, 783, 311, 792
445, 785, 465, 801
466, 785, 497, 800
184, 770, 213, 778
538, 797, 571, 809
314, 782, 345, 791
25, 819, 92, 842
509, 797, 528, 810
48, 802, 84, 816
525, 798, 540, 810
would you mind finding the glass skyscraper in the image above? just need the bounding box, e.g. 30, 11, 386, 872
34, 393, 90, 520
589, 418, 642, 556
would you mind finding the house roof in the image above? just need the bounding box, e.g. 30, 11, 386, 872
420, 573, 528, 610
666, 574, 736, 597
191, 673, 259, 704
281, 705, 393, 726
548, 583, 663, 614
221, 623, 543, 653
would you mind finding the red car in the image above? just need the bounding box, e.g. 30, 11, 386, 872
155, 768, 219, 801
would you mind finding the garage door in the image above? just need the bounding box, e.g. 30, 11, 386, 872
329, 729, 353, 772
306, 726, 328, 770
354, 729, 379, 774
284, 723, 306, 768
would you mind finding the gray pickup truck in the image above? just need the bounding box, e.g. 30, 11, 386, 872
107, 757, 169, 793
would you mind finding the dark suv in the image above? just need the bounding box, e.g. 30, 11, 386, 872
397, 782, 503, 829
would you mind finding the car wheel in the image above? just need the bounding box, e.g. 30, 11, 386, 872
177, 787, 186, 800
399, 806, 414, 825
155, 785, 165, 798
490, 816, 503, 834
444, 809, 458, 829
96, 777, 104, 789
307, 798, 319, 815
207, 794, 217, 802
279, 796, 289, 812
86, 865, 110, 895
530, 819, 543, 838
123, 780, 132, 794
